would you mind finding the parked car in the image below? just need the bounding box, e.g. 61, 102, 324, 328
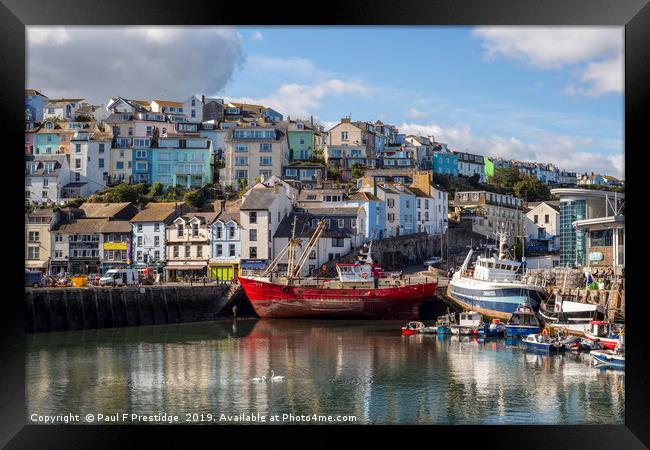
423, 257, 444, 267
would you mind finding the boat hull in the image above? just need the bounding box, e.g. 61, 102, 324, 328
238, 276, 437, 319
590, 350, 625, 369
446, 283, 544, 320
505, 325, 541, 336
524, 340, 563, 352
583, 333, 619, 350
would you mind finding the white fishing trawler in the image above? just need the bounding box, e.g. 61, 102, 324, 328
447, 229, 547, 320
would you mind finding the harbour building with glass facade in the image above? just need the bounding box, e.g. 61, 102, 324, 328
551, 188, 624, 269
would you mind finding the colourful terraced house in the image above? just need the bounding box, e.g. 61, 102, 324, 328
151, 135, 213, 189
287, 120, 315, 160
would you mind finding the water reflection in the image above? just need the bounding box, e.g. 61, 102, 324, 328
26, 320, 624, 424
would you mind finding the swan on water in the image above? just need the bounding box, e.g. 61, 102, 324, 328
270, 370, 285, 382
251, 376, 267, 383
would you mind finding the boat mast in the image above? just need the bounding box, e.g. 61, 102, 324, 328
288, 218, 327, 282
286, 216, 298, 278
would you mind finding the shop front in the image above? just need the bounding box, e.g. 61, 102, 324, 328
25, 259, 48, 274
102, 240, 131, 274
239, 259, 269, 277
164, 261, 209, 281
208, 260, 240, 282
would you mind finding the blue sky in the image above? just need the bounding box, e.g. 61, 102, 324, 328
27, 26, 624, 177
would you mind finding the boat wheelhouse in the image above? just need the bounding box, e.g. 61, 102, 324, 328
505, 303, 542, 336
450, 311, 482, 335
583, 321, 622, 350
538, 295, 606, 335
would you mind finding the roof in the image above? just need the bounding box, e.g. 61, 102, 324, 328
273, 213, 350, 239
57, 218, 131, 234
527, 201, 560, 213
47, 98, 85, 103
63, 182, 89, 188
407, 187, 432, 198
131, 202, 183, 223
240, 188, 282, 210
26, 89, 48, 98
347, 191, 381, 202
152, 99, 183, 107
302, 206, 360, 217
178, 212, 220, 224
216, 210, 240, 224
25, 155, 66, 177
80, 202, 133, 218
27, 208, 55, 217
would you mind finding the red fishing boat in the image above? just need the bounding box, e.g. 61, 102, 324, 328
239, 219, 437, 319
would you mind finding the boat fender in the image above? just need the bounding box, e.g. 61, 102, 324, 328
542, 329, 549, 336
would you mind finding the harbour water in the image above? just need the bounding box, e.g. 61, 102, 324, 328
26, 320, 624, 425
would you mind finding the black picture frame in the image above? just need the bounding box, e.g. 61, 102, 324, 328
2, 0, 648, 447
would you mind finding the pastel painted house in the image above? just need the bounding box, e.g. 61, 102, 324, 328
209, 211, 241, 282
287, 120, 314, 160
336, 191, 386, 241
151, 135, 212, 189
25, 89, 48, 122
433, 151, 459, 176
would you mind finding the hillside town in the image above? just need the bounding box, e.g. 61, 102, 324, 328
25, 90, 625, 283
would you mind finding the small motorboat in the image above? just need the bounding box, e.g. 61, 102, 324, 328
450, 311, 482, 335
505, 303, 542, 336
523, 332, 564, 352
477, 318, 506, 337
424, 311, 455, 334
561, 336, 583, 351
401, 321, 425, 335
591, 350, 625, 369
583, 321, 622, 350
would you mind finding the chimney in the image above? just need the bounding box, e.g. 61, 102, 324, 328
341, 117, 351, 124
202, 95, 205, 104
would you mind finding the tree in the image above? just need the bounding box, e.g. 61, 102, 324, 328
513, 175, 551, 202
326, 163, 340, 181
351, 163, 365, 180
489, 167, 522, 192
149, 182, 163, 196
108, 183, 140, 203
63, 197, 85, 208
468, 173, 481, 187
184, 190, 202, 209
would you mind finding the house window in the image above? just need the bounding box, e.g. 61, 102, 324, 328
235, 156, 248, 166
184, 244, 191, 258
197, 245, 203, 258
154, 223, 160, 232
28, 231, 40, 242
534, 215, 539, 224
249, 212, 257, 224
260, 143, 272, 152
177, 224, 184, 237
216, 244, 223, 257
154, 236, 160, 246
545, 214, 549, 224
154, 250, 160, 260
43, 179, 49, 187
191, 110, 196, 118
98, 158, 104, 168
249, 229, 257, 241
309, 250, 316, 259
75, 159, 81, 169
27, 246, 39, 260
249, 247, 257, 258
337, 219, 344, 228
42, 191, 48, 198
216, 226, 222, 239
173, 245, 179, 258
116, 161, 124, 170
192, 223, 199, 237
229, 244, 235, 257
332, 238, 344, 247
260, 156, 272, 166
137, 236, 143, 246
229, 226, 235, 239
341, 131, 348, 141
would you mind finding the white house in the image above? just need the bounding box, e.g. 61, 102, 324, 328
43, 98, 88, 121
183, 95, 204, 122
525, 201, 560, 252
209, 210, 241, 282
165, 212, 219, 280
130, 202, 188, 274
67, 129, 111, 195
25, 155, 71, 205
239, 185, 293, 266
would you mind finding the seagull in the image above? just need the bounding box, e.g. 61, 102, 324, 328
251, 376, 267, 383
270, 370, 285, 382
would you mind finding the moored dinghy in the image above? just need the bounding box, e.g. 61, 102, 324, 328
450, 311, 482, 335
523, 331, 564, 352
505, 303, 542, 336
401, 321, 425, 335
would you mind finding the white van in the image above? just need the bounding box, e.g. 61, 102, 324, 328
100, 269, 139, 286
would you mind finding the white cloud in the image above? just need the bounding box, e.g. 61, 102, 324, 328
245, 55, 330, 79
27, 27, 71, 47
472, 27, 623, 96
228, 79, 371, 119
400, 120, 623, 178
406, 107, 428, 119
27, 26, 244, 104
252, 31, 264, 41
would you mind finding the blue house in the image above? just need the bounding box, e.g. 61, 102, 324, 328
262, 108, 283, 123
132, 138, 153, 184
25, 89, 48, 122
342, 191, 386, 240
433, 152, 459, 176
